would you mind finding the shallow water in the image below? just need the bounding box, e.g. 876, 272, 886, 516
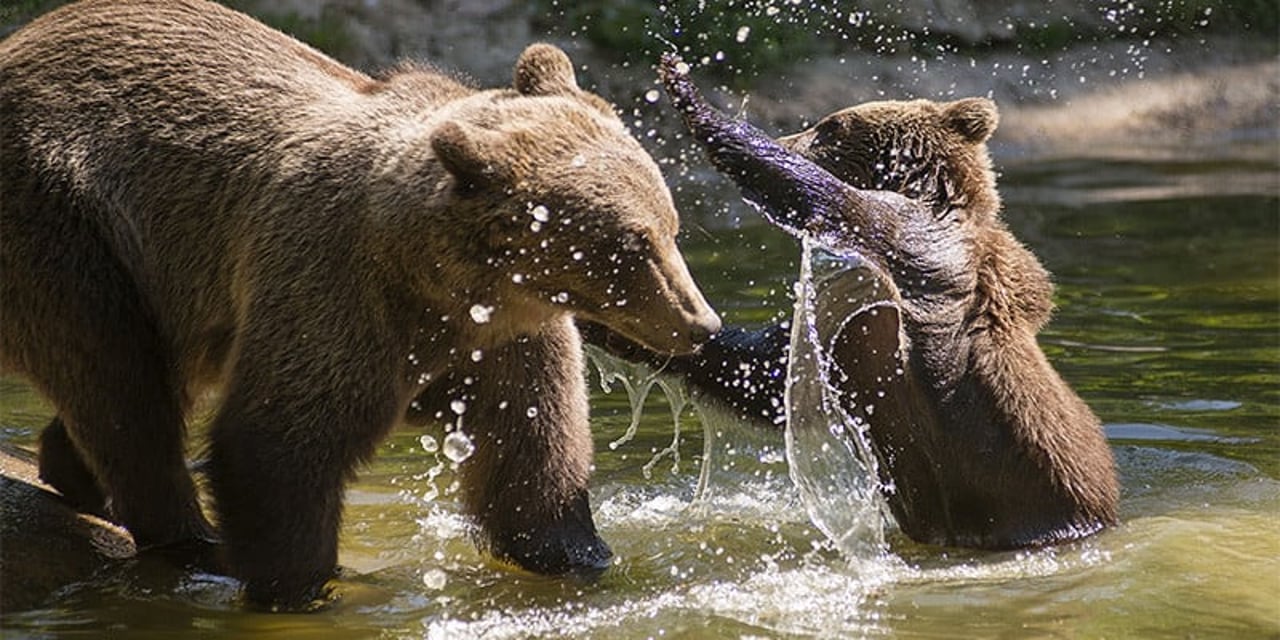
2, 141, 1278, 638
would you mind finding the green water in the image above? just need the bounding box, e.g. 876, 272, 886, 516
2, 141, 1278, 638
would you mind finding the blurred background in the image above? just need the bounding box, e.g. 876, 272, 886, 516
3, 0, 1276, 144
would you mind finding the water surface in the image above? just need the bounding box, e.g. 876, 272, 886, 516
2, 141, 1277, 638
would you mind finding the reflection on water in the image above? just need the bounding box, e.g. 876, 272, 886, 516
2, 148, 1278, 638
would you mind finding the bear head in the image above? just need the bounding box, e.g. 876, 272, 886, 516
426, 44, 720, 354
777, 98, 1001, 220
774, 98, 1053, 337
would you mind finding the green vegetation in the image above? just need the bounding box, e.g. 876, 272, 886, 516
216, 1, 355, 59
533, 0, 831, 86
532, 0, 1278, 86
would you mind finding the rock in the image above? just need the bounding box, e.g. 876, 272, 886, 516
0, 444, 135, 613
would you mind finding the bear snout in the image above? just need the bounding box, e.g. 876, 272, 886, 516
597, 298, 720, 357
686, 309, 722, 346
643, 304, 722, 356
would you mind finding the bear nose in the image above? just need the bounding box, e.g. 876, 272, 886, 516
688, 311, 722, 346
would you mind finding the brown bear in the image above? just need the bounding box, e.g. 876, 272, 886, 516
589, 56, 1118, 550
0, 0, 721, 609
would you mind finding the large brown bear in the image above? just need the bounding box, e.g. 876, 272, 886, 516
592, 57, 1118, 550
0, 0, 721, 609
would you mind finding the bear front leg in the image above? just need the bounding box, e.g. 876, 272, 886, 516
206, 336, 401, 610
454, 318, 612, 574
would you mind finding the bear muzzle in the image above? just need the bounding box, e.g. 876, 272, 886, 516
628, 251, 721, 356
587, 250, 721, 357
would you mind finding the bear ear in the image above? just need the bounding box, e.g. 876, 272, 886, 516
514, 43, 580, 96
431, 121, 508, 189
943, 97, 999, 143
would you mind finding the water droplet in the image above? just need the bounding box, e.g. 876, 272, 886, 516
570, 154, 586, 167
419, 434, 439, 453
421, 568, 447, 590
644, 89, 660, 103
511, 273, 524, 284
442, 431, 475, 463
735, 25, 751, 43
530, 204, 550, 222
526, 406, 539, 418
450, 399, 466, 415
470, 349, 483, 362
469, 304, 494, 324
572, 250, 584, 261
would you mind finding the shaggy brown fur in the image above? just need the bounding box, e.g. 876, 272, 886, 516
776, 100, 1118, 547
608, 60, 1119, 550
0, 0, 719, 609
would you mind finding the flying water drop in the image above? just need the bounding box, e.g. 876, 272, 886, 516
419, 434, 439, 453
469, 304, 494, 324
442, 431, 475, 463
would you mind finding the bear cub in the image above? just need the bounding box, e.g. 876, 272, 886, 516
627, 57, 1120, 550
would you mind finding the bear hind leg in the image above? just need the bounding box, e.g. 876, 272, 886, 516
35, 318, 214, 550
3, 211, 213, 549
38, 416, 107, 515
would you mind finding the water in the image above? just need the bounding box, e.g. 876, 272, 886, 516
783, 239, 892, 561
2, 145, 1278, 637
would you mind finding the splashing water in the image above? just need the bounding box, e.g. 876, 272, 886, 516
784, 237, 893, 561
585, 345, 711, 485
587, 347, 660, 451
584, 239, 898, 562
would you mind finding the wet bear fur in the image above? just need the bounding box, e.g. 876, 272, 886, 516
0, 0, 719, 609
592, 94, 1120, 550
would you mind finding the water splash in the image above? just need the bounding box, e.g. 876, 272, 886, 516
585, 345, 711, 485
641, 378, 690, 479
784, 237, 892, 561
584, 240, 897, 562
586, 345, 661, 451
